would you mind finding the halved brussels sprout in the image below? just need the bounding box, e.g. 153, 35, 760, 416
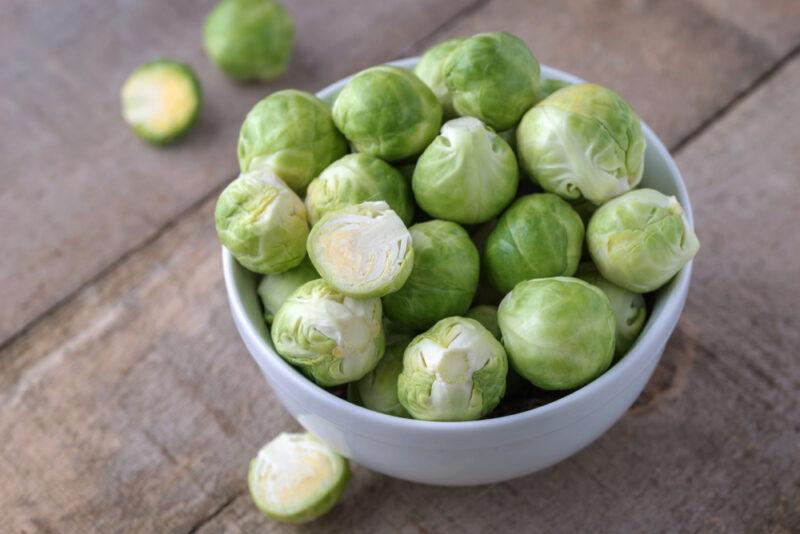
120, 59, 201, 145
412, 117, 518, 224
517, 83, 646, 205
257, 257, 319, 323
238, 90, 347, 193
204, 0, 294, 82
271, 279, 384, 386
332, 65, 442, 161
576, 263, 647, 358
538, 78, 571, 100
498, 277, 615, 390
485, 193, 584, 294
305, 154, 414, 226
464, 305, 501, 339
248, 432, 348, 524
414, 37, 464, 118
397, 317, 507, 421
587, 188, 699, 293
215, 169, 308, 274
444, 32, 540, 131
382, 220, 479, 331
347, 334, 411, 417
307, 201, 414, 298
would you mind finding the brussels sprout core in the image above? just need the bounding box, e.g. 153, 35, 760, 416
248, 432, 349, 524
307, 201, 413, 298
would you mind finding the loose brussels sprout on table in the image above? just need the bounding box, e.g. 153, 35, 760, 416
332, 65, 442, 161
517, 83, 646, 205
383, 220, 479, 331
120, 59, 201, 145
398, 317, 507, 421
204, 0, 294, 82
271, 279, 384, 386
412, 117, 519, 224
215, 169, 308, 274
348, 334, 411, 417
587, 188, 699, 293
248, 432, 348, 524
257, 257, 319, 323
239, 90, 347, 193
414, 37, 464, 118
305, 154, 414, 226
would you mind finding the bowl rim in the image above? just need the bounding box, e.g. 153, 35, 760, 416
222, 57, 694, 434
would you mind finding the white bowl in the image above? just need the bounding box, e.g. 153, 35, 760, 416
223, 58, 694, 486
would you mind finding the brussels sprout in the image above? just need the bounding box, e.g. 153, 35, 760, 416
383, 220, 479, 331
538, 78, 571, 100
332, 66, 442, 161
347, 334, 411, 417
498, 277, 615, 390
412, 117, 518, 224
204, 0, 294, 82
464, 305, 500, 339
307, 201, 414, 298
485, 194, 584, 294
398, 317, 507, 421
120, 59, 201, 145
305, 154, 414, 226
414, 37, 464, 118
517, 83, 646, 205
271, 279, 384, 386
587, 189, 700, 293
248, 432, 348, 524
257, 257, 319, 323
238, 90, 347, 193
215, 169, 308, 274
576, 263, 647, 358
444, 32, 540, 131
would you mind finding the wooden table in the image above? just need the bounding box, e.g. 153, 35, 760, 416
2, 1, 799, 531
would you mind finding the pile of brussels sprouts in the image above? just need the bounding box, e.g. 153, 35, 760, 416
216, 31, 700, 425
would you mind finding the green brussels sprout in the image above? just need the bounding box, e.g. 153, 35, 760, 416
587, 189, 700, 293
347, 334, 411, 417
257, 257, 319, 323
305, 154, 414, 226
498, 277, 615, 390
576, 263, 647, 358
412, 117, 519, 225
382, 220, 479, 331
204, 0, 294, 82
517, 83, 646, 205
485, 193, 584, 294
538, 78, 571, 100
464, 305, 500, 339
215, 169, 309, 274
238, 90, 347, 193
120, 59, 201, 145
248, 432, 348, 524
414, 37, 464, 118
444, 32, 540, 131
307, 201, 414, 298
271, 279, 384, 386
398, 317, 507, 421
332, 66, 442, 161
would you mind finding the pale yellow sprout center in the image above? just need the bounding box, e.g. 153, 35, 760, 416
122, 68, 195, 134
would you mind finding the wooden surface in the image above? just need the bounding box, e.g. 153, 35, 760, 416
1, 0, 799, 532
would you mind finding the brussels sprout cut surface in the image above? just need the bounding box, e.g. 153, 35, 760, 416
271, 279, 384, 386
498, 277, 615, 390
444, 32, 540, 131
238, 90, 347, 193
307, 201, 414, 298
120, 59, 201, 145
248, 432, 348, 524
414, 38, 464, 118
257, 258, 319, 323
215, 169, 309, 274
398, 317, 507, 421
348, 334, 411, 417
587, 189, 699, 293
204, 0, 294, 82
485, 194, 584, 294
517, 83, 646, 205
332, 65, 442, 161
412, 117, 519, 224
305, 154, 414, 226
